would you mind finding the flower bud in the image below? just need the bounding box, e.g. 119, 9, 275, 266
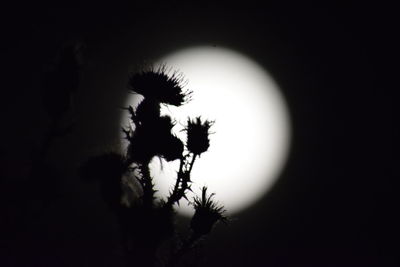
185, 117, 214, 156
190, 187, 227, 236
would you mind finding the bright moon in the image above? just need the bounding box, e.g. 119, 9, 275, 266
124, 46, 291, 216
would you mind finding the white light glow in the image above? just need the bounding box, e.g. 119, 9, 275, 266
124, 46, 291, 216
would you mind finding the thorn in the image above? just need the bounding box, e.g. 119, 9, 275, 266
122, 127, 131, 139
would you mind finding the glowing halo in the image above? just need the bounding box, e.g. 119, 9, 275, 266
123, 46, 291, 216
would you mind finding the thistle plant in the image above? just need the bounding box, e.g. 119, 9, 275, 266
83, 65, 227, 267
191, 187, 228, 236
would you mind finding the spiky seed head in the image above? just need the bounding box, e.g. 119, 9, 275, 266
185, 117, 214, 156
128, 65, 192, 106
190, 187, 227, 236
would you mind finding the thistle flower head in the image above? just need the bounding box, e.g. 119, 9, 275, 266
126, 115, 180, 164
185, 117, 214, 156
158, 134, 184, 162
128, 65, 192, 106
134, 98, 161, 125
190, 187, 227, 236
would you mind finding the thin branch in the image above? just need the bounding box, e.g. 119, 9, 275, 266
166, 153, 197, 207
140, 163, 155, 208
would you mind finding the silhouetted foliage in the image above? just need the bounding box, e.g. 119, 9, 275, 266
191, 187, 227, 236
37, 42, 83, 162
0, 42, 85, 267
42, 42, 83, 120
80, 152, 126, 210
81, 65, 227, 266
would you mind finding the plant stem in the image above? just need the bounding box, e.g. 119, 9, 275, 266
166, 153, 197, 207
173, 156, 185, 195
188, 154, 197, 173
141, 163, 154, 208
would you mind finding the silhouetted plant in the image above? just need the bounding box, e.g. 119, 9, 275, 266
191, 187, 227, 236
185, 117, 214, 157
165, 187, 227, 267
81, 65, 227, 267
23, 42, 84, 217
39, 42, 83, 160
128, 65, 192, 106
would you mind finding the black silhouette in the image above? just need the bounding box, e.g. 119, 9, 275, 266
80, 66, 227, 266
0, 42, 84, 267
2, 4, 392, 267
39, 42, 83, 160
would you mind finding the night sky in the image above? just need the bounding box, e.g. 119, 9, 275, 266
1, 3, 397, 267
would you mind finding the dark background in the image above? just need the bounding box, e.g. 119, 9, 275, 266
0, 2, 397, 266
